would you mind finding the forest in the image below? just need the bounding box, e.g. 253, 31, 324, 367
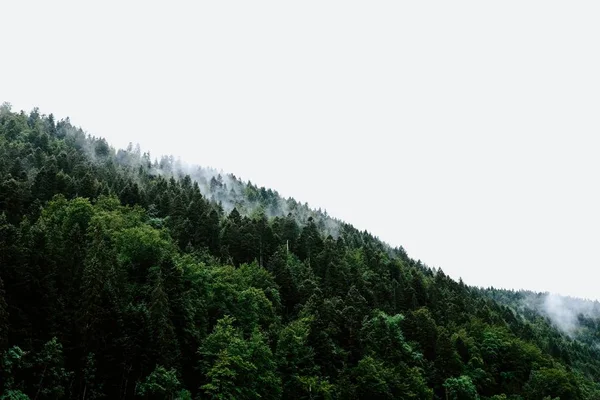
1, 103, 600, 399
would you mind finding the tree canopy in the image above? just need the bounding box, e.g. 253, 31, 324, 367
1, 104, 600, 399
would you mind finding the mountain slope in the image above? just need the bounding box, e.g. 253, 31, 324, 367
1, 104, 599, 399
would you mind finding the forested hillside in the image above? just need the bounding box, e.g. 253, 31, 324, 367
1, 103, 599, 399
485, 289, 600, 353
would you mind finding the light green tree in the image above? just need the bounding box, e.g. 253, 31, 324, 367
199, 316, 281, 399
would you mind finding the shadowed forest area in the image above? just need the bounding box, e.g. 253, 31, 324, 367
2, 104, 600, 399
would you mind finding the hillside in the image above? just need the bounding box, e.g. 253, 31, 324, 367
485, 289, 600, 348
1, 104, 600, 399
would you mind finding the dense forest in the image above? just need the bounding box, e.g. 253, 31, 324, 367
484, 289, 600, 354
1, 103, 600, 399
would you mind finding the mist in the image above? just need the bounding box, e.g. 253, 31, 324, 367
51, 113, 350, 241
521, 291, 600, 338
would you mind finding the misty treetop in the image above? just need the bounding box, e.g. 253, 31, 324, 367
1, 103, 600, 399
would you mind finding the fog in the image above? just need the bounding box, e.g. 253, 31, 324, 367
2, 1, 600, 299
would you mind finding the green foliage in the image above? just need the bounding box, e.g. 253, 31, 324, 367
444, 375, 479, 400
275, 317, 331, 399
136, 365, 188, 400
30, 337, 72, 400
352, 356, 433, 399
1, 346, 26, 393
525, 367, 581, 400
199, 316, 281, 399
0, 106, 600, 399
82, 353, 103, 400
1, 390, 30, 400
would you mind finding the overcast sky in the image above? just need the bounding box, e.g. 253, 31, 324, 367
3, 1, 600, 299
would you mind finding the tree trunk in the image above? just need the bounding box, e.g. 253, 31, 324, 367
34, 364, 48, 400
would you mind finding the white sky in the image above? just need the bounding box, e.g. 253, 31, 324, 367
3, 1, 600, 299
